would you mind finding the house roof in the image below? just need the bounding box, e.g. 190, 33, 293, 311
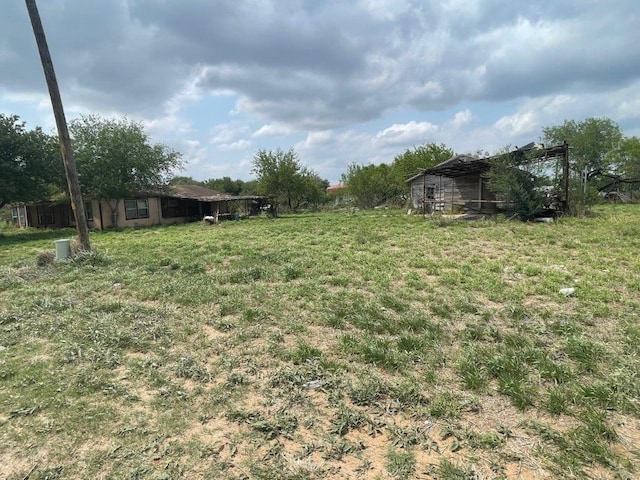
326, 182, 345, 193
168, 184, 223, 198
164, 184, 267, 202
12, 184, 268, 207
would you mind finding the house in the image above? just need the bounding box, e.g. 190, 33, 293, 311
326, 182, 345, 194
10, 185, 268, 229
326, 182, 350, 206
406, 154, 497, 214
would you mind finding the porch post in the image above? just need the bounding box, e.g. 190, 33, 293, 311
422, 174, 426, 215
562, 141, 570, 215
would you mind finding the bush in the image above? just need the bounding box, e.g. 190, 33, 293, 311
36, 250, 55, 267
486, 150, 548, 221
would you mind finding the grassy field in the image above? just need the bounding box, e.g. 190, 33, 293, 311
1, 206, 639, 479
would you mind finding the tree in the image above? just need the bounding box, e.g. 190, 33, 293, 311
295, 173, 329, 209
598, 136, 640, 198
543, 118, 623, 173
252, 148, 327, 214
341, 143, 454, 209
390, 143, 454, 201
342, 163, 395, 209
543, 117, 623, 213
240, 180, 260, 196
0, 113, 61, 209
204, 176, 245, 196
486, 147, 549, 221
612, 136, 640, 180
70, 115, 182, 223
170, 176, 205, 187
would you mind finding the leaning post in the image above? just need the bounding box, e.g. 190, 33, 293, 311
25, 0, 91, 252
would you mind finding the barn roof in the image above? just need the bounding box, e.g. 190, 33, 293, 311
405, 154, 488, 182
405, 143, 569, 182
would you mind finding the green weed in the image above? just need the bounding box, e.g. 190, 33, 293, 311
1, 206, 639, 479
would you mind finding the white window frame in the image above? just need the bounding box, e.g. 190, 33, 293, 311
124, 198, 150, 220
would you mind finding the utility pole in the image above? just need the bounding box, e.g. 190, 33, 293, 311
25, 0, 91, 251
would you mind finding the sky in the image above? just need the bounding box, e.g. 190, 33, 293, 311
2, 0, 639, 184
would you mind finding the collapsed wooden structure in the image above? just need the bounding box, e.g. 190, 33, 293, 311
406, 143, 570, 215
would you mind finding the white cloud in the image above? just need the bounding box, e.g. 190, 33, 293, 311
180, 139, 208, 169
541, 95, 577, 116
300, 131, 334, 149
494, 111, 538, 137
375, 121, 439, 146
253, 123, 295, 137
216, 140, 252, 152
449, 109, 474, 129
210, 123, 250, 145
144, 114, 192, 140
1, 91, 48, 107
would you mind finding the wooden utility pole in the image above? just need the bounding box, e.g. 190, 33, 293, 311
25, 0, 91, 251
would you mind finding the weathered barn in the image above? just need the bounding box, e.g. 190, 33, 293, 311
406, 155, 497, 214
407, 143, 571, 215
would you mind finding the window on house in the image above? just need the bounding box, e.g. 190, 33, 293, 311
426, 185, 436, 199
11, 207, 18, 222
161, 197, 184, 218
125, 199, 150, 220
36, 205, 55, 225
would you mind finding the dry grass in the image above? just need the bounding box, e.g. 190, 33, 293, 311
1, 205, 639, 479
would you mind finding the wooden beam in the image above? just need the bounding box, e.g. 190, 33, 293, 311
562, 141, 570, 215
25, 0, 91, 251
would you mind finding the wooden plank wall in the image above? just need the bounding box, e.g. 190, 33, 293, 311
410, 174, 496, 213
410, 174, 453, 210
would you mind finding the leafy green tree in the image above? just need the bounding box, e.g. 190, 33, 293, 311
390, 143, 454, 200
70, 115, 182, 223
204, 176, 245, 196
543, 117, 624, 213
612, 136, 640, 180
342, 163, 395, 209
543, 118, 623, 173
170, 176, 205, 186
252, 148, 327, 214
0, 114, 62, 209
486, 148, 548, 221
240, 180, 260, 196
600, 136, 640, 197
341, 143, 454, 208
296, 172, 329, 209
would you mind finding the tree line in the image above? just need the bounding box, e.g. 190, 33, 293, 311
2, 112, 639, 219
171, 148, 329, 215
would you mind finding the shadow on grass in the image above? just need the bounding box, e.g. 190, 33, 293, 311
0, 227, 77, 248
